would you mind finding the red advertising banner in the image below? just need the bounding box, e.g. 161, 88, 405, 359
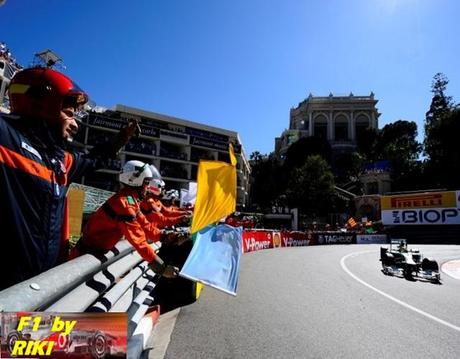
242, 230, 359, 253
280, 231, 313, 247
242, 230, 313, 252
242, 231, 275, 253
0, 312, 127, 358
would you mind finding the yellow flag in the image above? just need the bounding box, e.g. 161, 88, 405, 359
191, 145, 237, 233
229, 143, 237, 166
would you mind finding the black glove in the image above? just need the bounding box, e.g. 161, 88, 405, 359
149, 256, 179, 278
162, 265, 180, 279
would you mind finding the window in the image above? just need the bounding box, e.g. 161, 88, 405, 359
313, 115, 328, 139
314, 123, 328, 139
334, 115, 349, 141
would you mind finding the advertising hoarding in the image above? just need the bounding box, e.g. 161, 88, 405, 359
381, 191, 460, 225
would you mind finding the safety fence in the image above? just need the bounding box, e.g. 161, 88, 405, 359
242, 230, 388, 253
0, 230, 388, 357
0, 241, 161, 357
0, 232, 388, 309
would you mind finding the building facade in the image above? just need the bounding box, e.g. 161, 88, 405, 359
0, 57, 19, 113
275, 92, 380, 158
274, 92, 392, 195
74, 105, 251, 208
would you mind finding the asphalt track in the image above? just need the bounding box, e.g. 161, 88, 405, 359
151, 244, 460, 359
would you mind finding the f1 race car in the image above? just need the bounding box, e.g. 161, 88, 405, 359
380, 239, 441, 283
0, 313, 119, 358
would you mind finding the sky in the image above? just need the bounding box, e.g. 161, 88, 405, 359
1, 0, 459, 156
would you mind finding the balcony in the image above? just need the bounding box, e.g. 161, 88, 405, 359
103, 158, 122, 171
160, 160, 189, 180
330, 140, 356, 150
160, 148, 187, 161
124, 138, 156, 156
160, 129, 189, 145
87, 129, 113, 147
191, 148, 215, 163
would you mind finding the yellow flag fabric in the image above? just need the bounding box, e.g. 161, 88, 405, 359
191, 145, 237, 233
229, 143, 237, 166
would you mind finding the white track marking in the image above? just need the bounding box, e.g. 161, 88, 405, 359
442, 260, 460, 280
341, 251, 460, 333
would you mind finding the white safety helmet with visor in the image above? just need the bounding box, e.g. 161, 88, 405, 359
163, 189, 179, 201
119, 160, 153, 187
145, 164, 164, 196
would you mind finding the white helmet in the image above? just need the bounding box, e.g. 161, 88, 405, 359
148, 178, 165, 196
149, 165, 162, 181
163, 189, 179, 200
119, 160, 153, 187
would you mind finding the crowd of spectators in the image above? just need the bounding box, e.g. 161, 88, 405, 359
103, 158, 122, 171
125, 138, 156, 155
0, 41, 23, 69
159, 146, 187, 161
303, 219, 384, 234
226, 213, 260, 229
160, 164, 188, 179
191, 150, 215, 162
87, 131, 111, 147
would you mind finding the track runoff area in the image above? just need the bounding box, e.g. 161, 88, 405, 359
152, 243, 460, 359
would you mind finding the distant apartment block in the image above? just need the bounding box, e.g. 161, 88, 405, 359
74, 104, 251, 208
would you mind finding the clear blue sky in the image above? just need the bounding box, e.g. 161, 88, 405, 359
2, 0, 459, 155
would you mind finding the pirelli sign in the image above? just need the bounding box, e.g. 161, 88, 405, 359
381, 191, 460, 225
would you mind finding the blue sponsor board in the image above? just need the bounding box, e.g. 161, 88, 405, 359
191, 136, 229, 151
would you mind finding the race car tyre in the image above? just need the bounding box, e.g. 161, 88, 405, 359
422, 258, 439, 272
403, 267, 414, 280
90, 331, 107, 359
7, 331, 21, 354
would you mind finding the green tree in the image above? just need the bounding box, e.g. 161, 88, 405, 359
379, 120, 422, 191
285, 155, 335, 216
250, 151, 264, 164
249, 152, 283, 211
333, 151, 365, 187
425, 109, 460, 189
353, 120, 422, 191
356, 127, 380, 163
283, 136, 332, 173
424, 73, 454, 161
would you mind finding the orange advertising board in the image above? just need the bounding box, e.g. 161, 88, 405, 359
67, 188, 85, 237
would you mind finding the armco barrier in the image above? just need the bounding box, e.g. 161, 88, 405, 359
0, 229, 389, 355
0, 240, 161, 356
242, 230, 388, 253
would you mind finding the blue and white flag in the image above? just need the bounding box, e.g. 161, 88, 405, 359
180, 224, 243, 296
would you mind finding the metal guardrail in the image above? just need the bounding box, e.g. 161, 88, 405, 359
0, 240, 161, 357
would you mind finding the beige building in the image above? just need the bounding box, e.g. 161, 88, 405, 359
275, 92, 380, 158
275, 93, 392, 196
